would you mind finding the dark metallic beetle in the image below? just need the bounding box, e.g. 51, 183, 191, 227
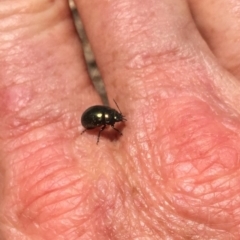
81, 100, 126, 144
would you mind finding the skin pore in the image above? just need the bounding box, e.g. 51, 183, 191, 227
1, 0, 240, 239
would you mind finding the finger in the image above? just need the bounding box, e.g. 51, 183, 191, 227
188, 0, 240, 79
75, 0, 213, 101
0, 0, 100, 140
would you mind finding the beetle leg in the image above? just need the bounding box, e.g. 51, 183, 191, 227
111, 126, 122, 135
97, 125, 106, 144
81, 129, 87, 135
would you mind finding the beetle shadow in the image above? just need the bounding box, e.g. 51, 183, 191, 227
81, 123, 126, 143
107, 123, 126, 142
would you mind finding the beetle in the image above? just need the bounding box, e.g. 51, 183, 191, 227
81, 100, 126, 144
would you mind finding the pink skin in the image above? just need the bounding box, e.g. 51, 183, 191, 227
1, 0, 240, 239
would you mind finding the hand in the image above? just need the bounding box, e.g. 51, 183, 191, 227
1, 0, 240, 239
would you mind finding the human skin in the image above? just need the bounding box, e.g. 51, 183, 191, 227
1, 0, 240, 239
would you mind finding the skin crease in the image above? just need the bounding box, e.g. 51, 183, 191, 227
1, 0, 240, 239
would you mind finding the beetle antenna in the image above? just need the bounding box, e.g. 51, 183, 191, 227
113, 99, 122, 113
113, 99, 127, 121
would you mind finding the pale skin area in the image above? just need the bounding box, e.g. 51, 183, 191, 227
1, 0, 240, 239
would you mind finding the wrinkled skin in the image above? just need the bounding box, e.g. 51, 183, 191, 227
1, 0, 240, 239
